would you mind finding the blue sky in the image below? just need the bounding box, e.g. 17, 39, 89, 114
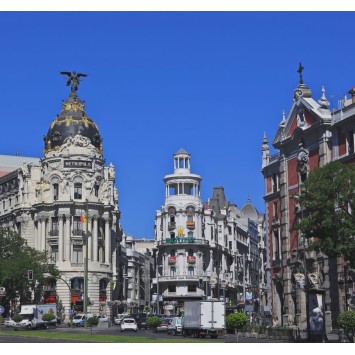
1, 11, 355, 238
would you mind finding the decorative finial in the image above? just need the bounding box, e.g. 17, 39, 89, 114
318, 86, 330, 109
60, 71, 88, 94
280, 110, 286, 126
297, 62, 304, 85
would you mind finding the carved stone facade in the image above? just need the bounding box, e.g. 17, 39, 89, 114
0, 89, 123, 321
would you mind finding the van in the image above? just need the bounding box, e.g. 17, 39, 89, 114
72, 313, 94, 327
167, 316, 182, 335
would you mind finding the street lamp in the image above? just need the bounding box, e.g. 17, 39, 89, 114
156, 265, 163, 315
83, 199, 89, 327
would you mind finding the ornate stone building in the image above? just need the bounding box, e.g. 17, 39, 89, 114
0, 76, 123, 320
154, 149, 266, 316
261, 65, 355, 339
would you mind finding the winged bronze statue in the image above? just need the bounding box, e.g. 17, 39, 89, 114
60, 71, 88, 93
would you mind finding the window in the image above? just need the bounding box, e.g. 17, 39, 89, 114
74, 183, 82, 199
50, 245, 58, 262
170, 215, 175, 223
53, 183, 59, 201
188, 266, 194, 276
72, 245, 83, 263
187, 215, 193, 222
94, 184, 99, 197
188, 285, 196, 292
170, 267, 176, 276
188, 231, 193, 238
73, 216, 83, 235
228, 226, 232, 235
170, 249, 176, 257
188, 249, 194, 257
168, 285, 176, 292
229, 241, 232, 250
170, 232, 175, 240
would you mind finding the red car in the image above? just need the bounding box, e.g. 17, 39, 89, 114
157, 317, 173, 332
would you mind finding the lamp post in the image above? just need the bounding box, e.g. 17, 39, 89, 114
156, 265, 163, 315
84, 199, 89, 327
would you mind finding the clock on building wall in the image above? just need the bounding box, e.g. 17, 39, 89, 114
168, 206, 176, 215
186, 206, 195, 216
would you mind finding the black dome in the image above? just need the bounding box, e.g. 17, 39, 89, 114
44, 93, 102, 152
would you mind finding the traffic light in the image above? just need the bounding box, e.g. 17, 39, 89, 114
28, 270, 33, 280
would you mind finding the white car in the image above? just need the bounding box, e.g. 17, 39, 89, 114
5, 319, 16, 328
120, 317, 137, 332
114, 314, 127, 325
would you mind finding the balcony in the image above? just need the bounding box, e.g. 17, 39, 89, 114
72, 229, 83, 236
272, 258, 282, 269
49, 230, 59, 237
187, 256, 196, 264
168, 222, 176, 230
186, 221, 195, 230
168, 256, 176, 265
158, 238, 209, 246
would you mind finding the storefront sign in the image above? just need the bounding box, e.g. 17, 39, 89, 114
165, 237, 195, 244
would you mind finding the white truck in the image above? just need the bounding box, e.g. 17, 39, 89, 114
182, 300, 225, 339
15, 304, 57, 330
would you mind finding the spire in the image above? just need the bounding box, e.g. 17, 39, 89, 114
261, 132, 270, 169
318, 86, 330, 109
294, 63, 312, 100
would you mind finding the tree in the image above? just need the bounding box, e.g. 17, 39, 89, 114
225, 312, 248, 341
146, 316, 162, 332
337, 310, 355, 342
296, 161, 355, 267
0, 228, 60, 315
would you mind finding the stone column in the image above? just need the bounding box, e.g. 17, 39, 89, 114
93, 216, 98, 262
58, 215, 64, 262
104, 217, 110, 264
35, 218, 39, 250
41, 218, 46, 252
65, 214, 71, 262
88, 216, 92, 260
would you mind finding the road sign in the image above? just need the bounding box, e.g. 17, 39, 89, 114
0, 306, 5, 314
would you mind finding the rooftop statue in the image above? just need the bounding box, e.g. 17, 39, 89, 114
60, 71, 88, 93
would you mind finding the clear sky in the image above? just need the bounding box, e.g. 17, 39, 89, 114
1, 9, 355, 239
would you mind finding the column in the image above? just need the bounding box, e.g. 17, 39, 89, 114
41, 218, 46, 252
88, 217, 92, 260
37, 219, 42, 250
65, 215, 71, 262
104, 217, 110, 264
58, 215, 64, 262
93, 216, 98, 262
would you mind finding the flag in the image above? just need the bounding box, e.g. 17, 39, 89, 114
80, 214, 86, 223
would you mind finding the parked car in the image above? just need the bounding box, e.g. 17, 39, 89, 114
120, 317, 137, 332
131, 313, 148, 329
167, 317, 182, 335
97, 315, 109, 322
157, 317, 173, 332
114, 314, 128, 325
4, 319, 16, 328
72, 313, 94, 327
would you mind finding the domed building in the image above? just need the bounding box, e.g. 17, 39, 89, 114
0, 74, 123, 321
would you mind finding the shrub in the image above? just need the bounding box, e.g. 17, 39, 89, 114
42, 313, 56, 322
225, 312, 248, 332
87, 317, 99, 326
12, 314, 23, 323
337, 310, 355, 332
146, 316, 162, 329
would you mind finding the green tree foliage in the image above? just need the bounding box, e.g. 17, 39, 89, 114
225, 312, 248, 331
12, 313, 23, 323
146, 316, 162, 329
42, 313, 56, 322
297, 161, 355, 267
0, 228, 60, 314
337, 310, 355, 332
87, 316, 99, 326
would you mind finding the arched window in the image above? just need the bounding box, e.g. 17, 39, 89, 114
170, 249, 176, 257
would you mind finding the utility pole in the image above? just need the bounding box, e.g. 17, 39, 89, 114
243, 254, 246, 304
84, 199, 89, 327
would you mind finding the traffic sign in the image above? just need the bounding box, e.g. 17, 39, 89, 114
0, 306, 5, 314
